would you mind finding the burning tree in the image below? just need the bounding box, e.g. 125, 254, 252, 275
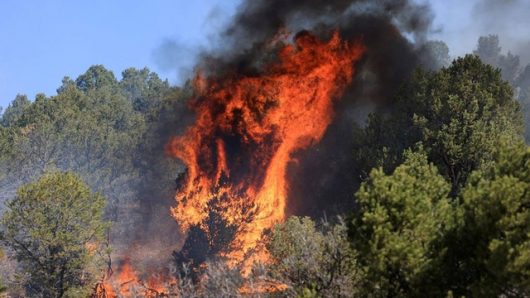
165, 31, 365, 271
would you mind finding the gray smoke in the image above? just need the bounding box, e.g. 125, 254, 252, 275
472, 0, 530, 64
432, 0, 530, 64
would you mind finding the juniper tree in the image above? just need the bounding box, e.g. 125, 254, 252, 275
1, 172, 109, 297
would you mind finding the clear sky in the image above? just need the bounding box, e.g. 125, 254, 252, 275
0, 0, 241, 108
1, 0, 527, 109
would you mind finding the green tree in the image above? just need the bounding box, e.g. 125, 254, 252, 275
0, 172, 109, 297
349, 150, 459, 297
53, 78, 145, 195
1, 67, 147, 215
267, 216, 362, 297
472, 35, 530, 142
516, 65, 530, 142
7, 93, 68, 181
120, 67, 170, 115
474, 35, 501, 67
359, 55, 523, 195
75, 65, 118, 93
474, 35, 521, 84
498, 52, 520, 85
454, 141, 530, 296
1, 94, 30, 127
517, 65, 530, 94
0, 65, 165, 267
56, 76, 76, 94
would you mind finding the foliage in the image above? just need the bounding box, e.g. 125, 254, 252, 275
1, 70, 146, 191
267, 216, 362, 297
359, 55, 523, 195
0, 49, 528, 297
0, 172, 109, 297
350, 150, 458, 297
120, 67, 170, 115
1, 94, 30, 127
452, 140, 530, 296
474, 35, 520, 85
473, 35, 530, 142
0, 64, 180, 295
75, 65, 118, 93
0, 64, 172, 185
474, 35, 502, 67
0, 66, 181, 260
516, 65, 530, 142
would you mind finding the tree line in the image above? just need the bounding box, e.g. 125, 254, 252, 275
0, 36, 529, 297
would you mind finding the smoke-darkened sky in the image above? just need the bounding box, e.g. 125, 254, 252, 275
1, 0, 529, 108
431, 0, 530, 62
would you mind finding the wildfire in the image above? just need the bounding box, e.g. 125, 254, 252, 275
94, 259, 175, 298
166, 30, 365, 270
93, 30, 364, 298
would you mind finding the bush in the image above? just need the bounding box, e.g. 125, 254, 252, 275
1, 172, 109, 297
267, 216, 362, 297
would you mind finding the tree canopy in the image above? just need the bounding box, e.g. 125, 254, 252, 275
0, 35, 529, 296
455, 140, 530, 296
350, 150, 458, 297
358, 55, 523, 195
473, 34, 530, 142
1, 172, 109, 297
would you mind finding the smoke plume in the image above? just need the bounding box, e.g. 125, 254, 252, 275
472, 0, 530, 64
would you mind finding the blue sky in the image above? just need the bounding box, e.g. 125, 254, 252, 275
0, 0, 527, 109
0, 0, 241, 108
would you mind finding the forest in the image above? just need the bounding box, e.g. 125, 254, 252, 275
1, 3, 530, 298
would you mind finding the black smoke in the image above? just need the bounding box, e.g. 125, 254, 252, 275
216, 0, 437, 216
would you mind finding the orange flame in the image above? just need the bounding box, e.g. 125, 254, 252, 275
166, 30, 365, 270
95, 259, 175, 297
